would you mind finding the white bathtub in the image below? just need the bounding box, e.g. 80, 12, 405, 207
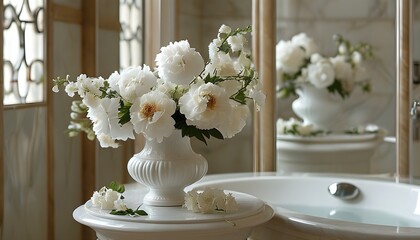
189, 173, 420, 240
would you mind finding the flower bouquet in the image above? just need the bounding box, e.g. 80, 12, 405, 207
276, 33, 373, 99
53, 24, 264, 147
53, 24, 264, 206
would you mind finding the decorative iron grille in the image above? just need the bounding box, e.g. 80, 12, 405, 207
3, 0, 44, 105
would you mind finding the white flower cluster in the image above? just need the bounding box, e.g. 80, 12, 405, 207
276, 33, 372, 98
277, 118, 323, 136
53, 25, 264, 148
91, 187, 128, 211
184, 188, 238, 214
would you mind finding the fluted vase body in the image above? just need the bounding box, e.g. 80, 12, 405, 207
127, 130, 208, 206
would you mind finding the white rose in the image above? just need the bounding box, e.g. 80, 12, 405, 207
291, 33, 319, 57
156, 40, 204, 86
307, 60, 335, 88
276, 40, 306, 74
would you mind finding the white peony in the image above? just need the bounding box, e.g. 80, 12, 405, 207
291, 33, 319, 57
310, 53, 324, 63
205, 52, 238, 77
196, 189, 217, 214
85, 98, 134, 141
97, 133, 119, 148
117, 65, 157, 102
184, 188, 238, 214
276, 40, 306, 74
330, 55, 353, 81
130, 91, 176, 143
91, 187, 120, 210
179, 82, 230, 130
307, 60, 335, 88
217, 104, 249, 138
155, 40, 205, 86
184, 191, 201, 213
114, 198, 128, 211
224, 193, 239, 213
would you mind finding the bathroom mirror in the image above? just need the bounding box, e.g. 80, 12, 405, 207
275, 0, 419, 176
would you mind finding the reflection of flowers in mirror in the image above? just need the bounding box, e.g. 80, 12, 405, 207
276, 33, 374, 99
276, 117, 386, 137
277, 118, 325, 136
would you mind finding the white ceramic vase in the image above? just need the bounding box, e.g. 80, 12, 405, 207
292, 85, 343, 131
127, 130, 208, 207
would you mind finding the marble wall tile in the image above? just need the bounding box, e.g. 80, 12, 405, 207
277, 0, 395, 20
200, 0, 252, 18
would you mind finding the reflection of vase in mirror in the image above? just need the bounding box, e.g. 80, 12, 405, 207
292, 85, 344, 131
276, 0, 397, 173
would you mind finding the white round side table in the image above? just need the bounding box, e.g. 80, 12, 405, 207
73, 184, 274, 240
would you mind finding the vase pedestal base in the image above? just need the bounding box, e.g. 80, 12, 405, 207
143, 189, 185, 207
73, 184, 274, 240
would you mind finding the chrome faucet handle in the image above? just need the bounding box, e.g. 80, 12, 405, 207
411, 100, 420, 119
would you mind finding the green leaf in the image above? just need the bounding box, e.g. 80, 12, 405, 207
326, 79, 349, 99
110, 208, 148, 217
118, 101, 132, 125
208, 129, 223, 139
108, 181, 125, 193
134, 210, 148, 216
172, 110, 225, 145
